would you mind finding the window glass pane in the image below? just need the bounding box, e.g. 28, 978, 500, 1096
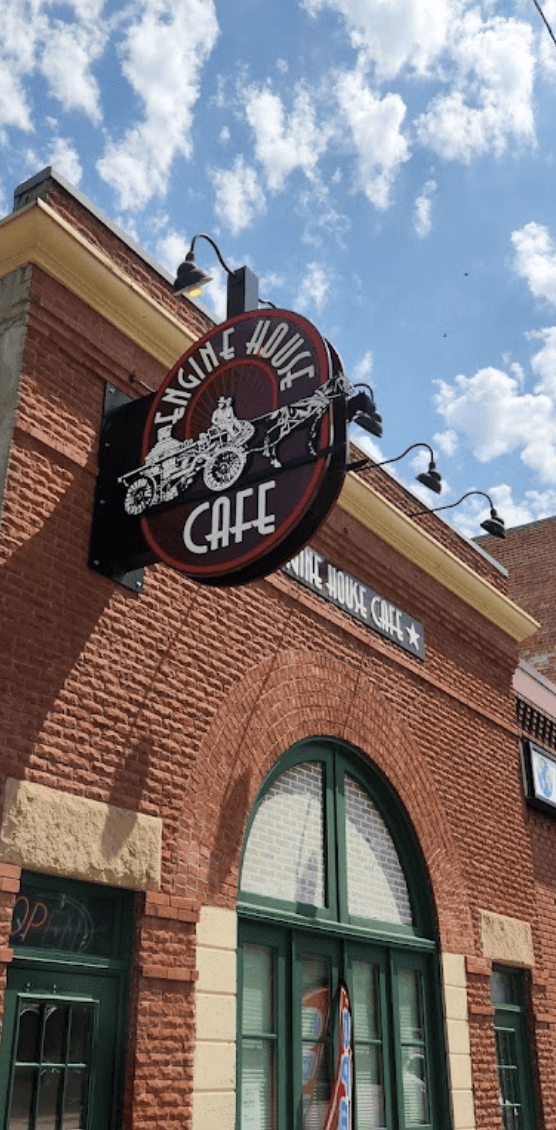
398, 970, 424, 1043
302, 955, 332, 1130
401, 1048, 429, 1125
68, 1007, 93, 1065
492, 971, 520, 1007
345, 777, 412, 925
36, 1066, 62, 1129
16, 1004, 41, 1063
352, 962, 380, 1041
11, 886, 116, 958
43, 1004, 68, 1064
241, 1040, 275, 1130
243, 946, 274, 1035
354, 1046, 385, 1129
8, 1066, 36, 1129
241, 763, 325, 907
495, 1026, 523, 1130
399, 971, 429, 1125
63, 1068, 89, 1129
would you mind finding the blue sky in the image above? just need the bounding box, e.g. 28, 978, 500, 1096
1, 0, 556, 537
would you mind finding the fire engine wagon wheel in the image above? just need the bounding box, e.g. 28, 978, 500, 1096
124, 475, 155, 515
203, 445, 246, 492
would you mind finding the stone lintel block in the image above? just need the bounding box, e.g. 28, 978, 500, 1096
479, 909, 534, 968
0, 777, 162, 891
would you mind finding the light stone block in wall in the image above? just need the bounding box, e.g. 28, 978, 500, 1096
192, 1092, 235, 1130
193, 906, 237, 1130
479, 910, 534, 967
442, 952, 476, 1130
0, 777, 161, 889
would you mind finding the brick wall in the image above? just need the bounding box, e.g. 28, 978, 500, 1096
0, 191, 548, 1128
479, 517, 556, 682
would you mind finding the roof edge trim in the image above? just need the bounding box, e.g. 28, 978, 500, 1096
0, 199, 196, 367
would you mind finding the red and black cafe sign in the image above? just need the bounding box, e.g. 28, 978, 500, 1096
89, 310, 349, 589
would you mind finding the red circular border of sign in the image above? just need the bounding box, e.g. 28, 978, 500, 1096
140, 309, 347, 585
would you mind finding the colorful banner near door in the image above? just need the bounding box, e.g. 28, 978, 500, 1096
324, 982, 353, 1130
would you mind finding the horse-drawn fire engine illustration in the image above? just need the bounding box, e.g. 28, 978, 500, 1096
119, 371, 350, 517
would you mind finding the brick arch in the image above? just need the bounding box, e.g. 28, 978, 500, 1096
175, 648, 474, 952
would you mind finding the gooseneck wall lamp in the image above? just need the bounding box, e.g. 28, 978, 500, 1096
173, 232, 259, 318
347, 383, 383, 438
411, 490, 506, 538
347, 442, 443, 495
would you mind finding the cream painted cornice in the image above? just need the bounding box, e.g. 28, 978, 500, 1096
0, 200, 196, 367
338, 473, 538, 642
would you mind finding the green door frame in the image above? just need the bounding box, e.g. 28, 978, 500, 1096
0, 873, 135, 1130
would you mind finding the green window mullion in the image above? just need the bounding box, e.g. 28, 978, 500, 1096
332, 757, 348, 926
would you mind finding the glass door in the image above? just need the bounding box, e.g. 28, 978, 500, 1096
0, 967, 120, 1130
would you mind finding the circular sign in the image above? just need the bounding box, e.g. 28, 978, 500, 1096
128, 309, 347, 585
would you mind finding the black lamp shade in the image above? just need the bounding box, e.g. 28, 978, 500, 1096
173, 252, 213, 296
347, 390, 383, 438
416, 463, 442, 494
480, 510, 506, 538
357, 411, 383, 438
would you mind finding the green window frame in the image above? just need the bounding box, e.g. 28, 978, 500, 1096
237, 740, 449, 1130
491, 967, 537, 1130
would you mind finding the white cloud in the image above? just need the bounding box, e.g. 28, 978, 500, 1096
155, 228, 189, 276
433, 427, 459, 457
434, 365, 556, 482
295, 262, 333, 314
530, 327, 556, 393
40, 20, 105, 121
301, 0, 452, 82
352, 350, 374, 383
335, 69, 409, 208
0, 1, 107, 132
211, 156, 266, 235
97, 0, 219, 211
47, 137, 82, 184
512, 222, 556, 307
244, 83, 330, 191
537, 0, 556, 76
446, 482, 556, 538
199, 263, 227, 322
415, 12, 536, 161
413, 178, 436, 238
0, 3, 43, 131
490, 483, 556, 528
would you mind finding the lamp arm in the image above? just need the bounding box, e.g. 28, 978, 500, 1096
411, 489, 494, 517
347, 441, 434, 474
189, 233, 234, 277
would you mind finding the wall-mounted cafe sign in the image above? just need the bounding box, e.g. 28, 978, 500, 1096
522, 740, 556, 815
284, 545, 425, 660
90, 310, 349, 588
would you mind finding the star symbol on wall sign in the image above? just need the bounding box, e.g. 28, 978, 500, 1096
406, 622, 420, 651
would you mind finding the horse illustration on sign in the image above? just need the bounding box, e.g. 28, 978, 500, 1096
119, 370, 349, 516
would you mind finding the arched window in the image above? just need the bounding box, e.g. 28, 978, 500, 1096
237, 740, 448, 1130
